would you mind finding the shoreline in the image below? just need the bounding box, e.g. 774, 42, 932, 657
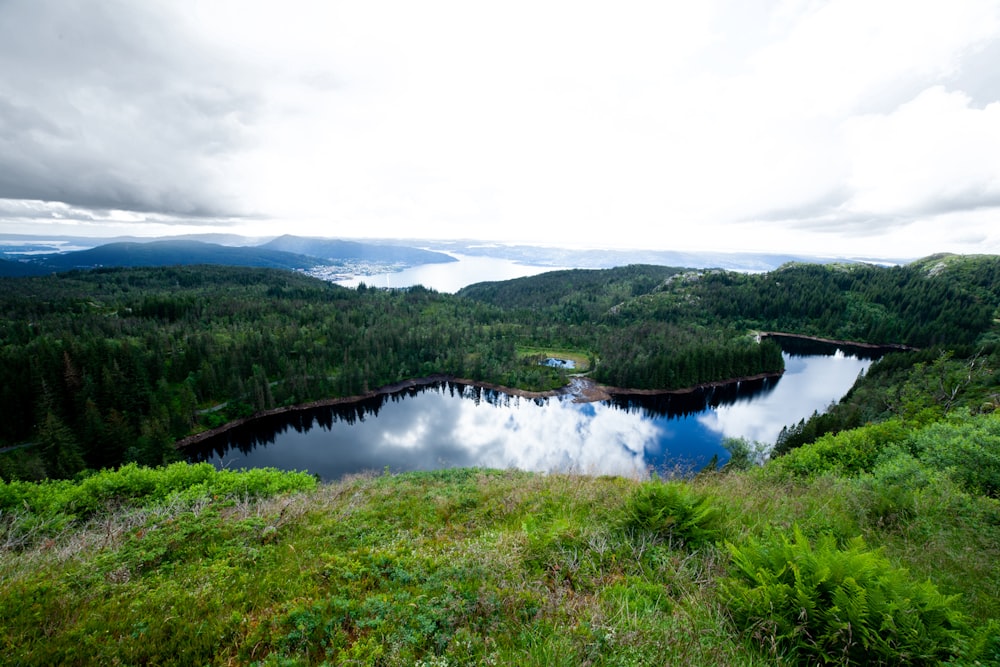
174, 331, 910, 450
173, 371, 783, 450
593, 371, 784, 401
758, 331, 916, 352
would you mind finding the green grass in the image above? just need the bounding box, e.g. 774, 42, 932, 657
1, 448, 997, 665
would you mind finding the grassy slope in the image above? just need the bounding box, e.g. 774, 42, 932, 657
2, 431, 998, 666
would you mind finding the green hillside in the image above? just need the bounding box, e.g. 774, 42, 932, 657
0, 256, 998, 664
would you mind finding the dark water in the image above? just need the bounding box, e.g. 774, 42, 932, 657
185, 342, 878, 481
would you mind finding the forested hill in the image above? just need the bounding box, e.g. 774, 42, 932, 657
13, 237, 458, 273
462, 254, 1000, 348
0, 257, 48, 277
25, 240, 322, 272
640, 255, 1000, 347
1, 255, 998, 481
457, 264, 683, 322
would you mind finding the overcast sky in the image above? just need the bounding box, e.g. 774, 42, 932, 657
1, 0, 999, 257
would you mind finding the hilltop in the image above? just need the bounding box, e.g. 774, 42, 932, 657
1, 405, 998, 665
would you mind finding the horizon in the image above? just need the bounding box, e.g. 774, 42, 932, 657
0, 231, 923, 266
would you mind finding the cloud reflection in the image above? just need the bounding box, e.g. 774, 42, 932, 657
419, 389, 660, 478
190, 352, 873, 481
191, 384, 662, 480
698, 351, 872, 446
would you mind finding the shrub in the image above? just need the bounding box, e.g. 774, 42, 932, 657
767, 420, 908, 479
0, 463, 317, 549
908, 410, 1000, 497
620, 482, 721, 547
722, 528, 967, 665
849, 450, 936, 529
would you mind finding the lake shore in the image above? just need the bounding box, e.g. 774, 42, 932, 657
176, 330, 907, 450
758, 331, 916, 352
174, 328, 915, 451
173, 370, 785, 450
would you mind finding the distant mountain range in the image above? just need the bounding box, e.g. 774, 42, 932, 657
0, 236, 456, 277
404, 240, 902, 271
2, 240, 318, 275
0, 232, 904, 278
260, 235, 456, 265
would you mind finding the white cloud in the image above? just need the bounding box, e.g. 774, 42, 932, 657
746, 0, 999, 117
843, 86, 1000, 216
2, 0, 1000, 257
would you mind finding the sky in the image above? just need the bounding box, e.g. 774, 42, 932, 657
1, 0, 999, 258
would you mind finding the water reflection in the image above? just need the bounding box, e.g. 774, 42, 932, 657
189, 383, 665, 481
701, 349, 873, 444
186, 347, 876, 481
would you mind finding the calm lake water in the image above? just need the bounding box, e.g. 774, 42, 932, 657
186, 342, 878, 481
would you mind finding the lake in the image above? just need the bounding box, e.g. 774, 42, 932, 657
185, 341, 879, 481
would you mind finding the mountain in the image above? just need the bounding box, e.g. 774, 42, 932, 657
260, 235, 457, 266
387, 240, 894, 271
26, 240, 322, 271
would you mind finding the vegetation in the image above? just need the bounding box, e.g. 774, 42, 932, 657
724, 529, 968, 665
3, 255, 999, 479
2, 410, 998, 665
775, 344, 1000, 455
604, 256, 1000, 348
0, 253, 998, 664
619, 481, 721, 548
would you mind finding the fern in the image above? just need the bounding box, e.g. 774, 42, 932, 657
620, 482, 721, 547
722, 528, 967, 665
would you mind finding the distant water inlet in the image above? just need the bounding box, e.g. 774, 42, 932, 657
186, 344, 876, 481
334, 253, 568, 293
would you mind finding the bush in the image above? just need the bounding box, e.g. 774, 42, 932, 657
849, 450, 937, 529
620, 481, 721, 547
1, 463, 317, 518
722, 528, 968, 665
908, 410, 1000, 497
767, 420, 908, 479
